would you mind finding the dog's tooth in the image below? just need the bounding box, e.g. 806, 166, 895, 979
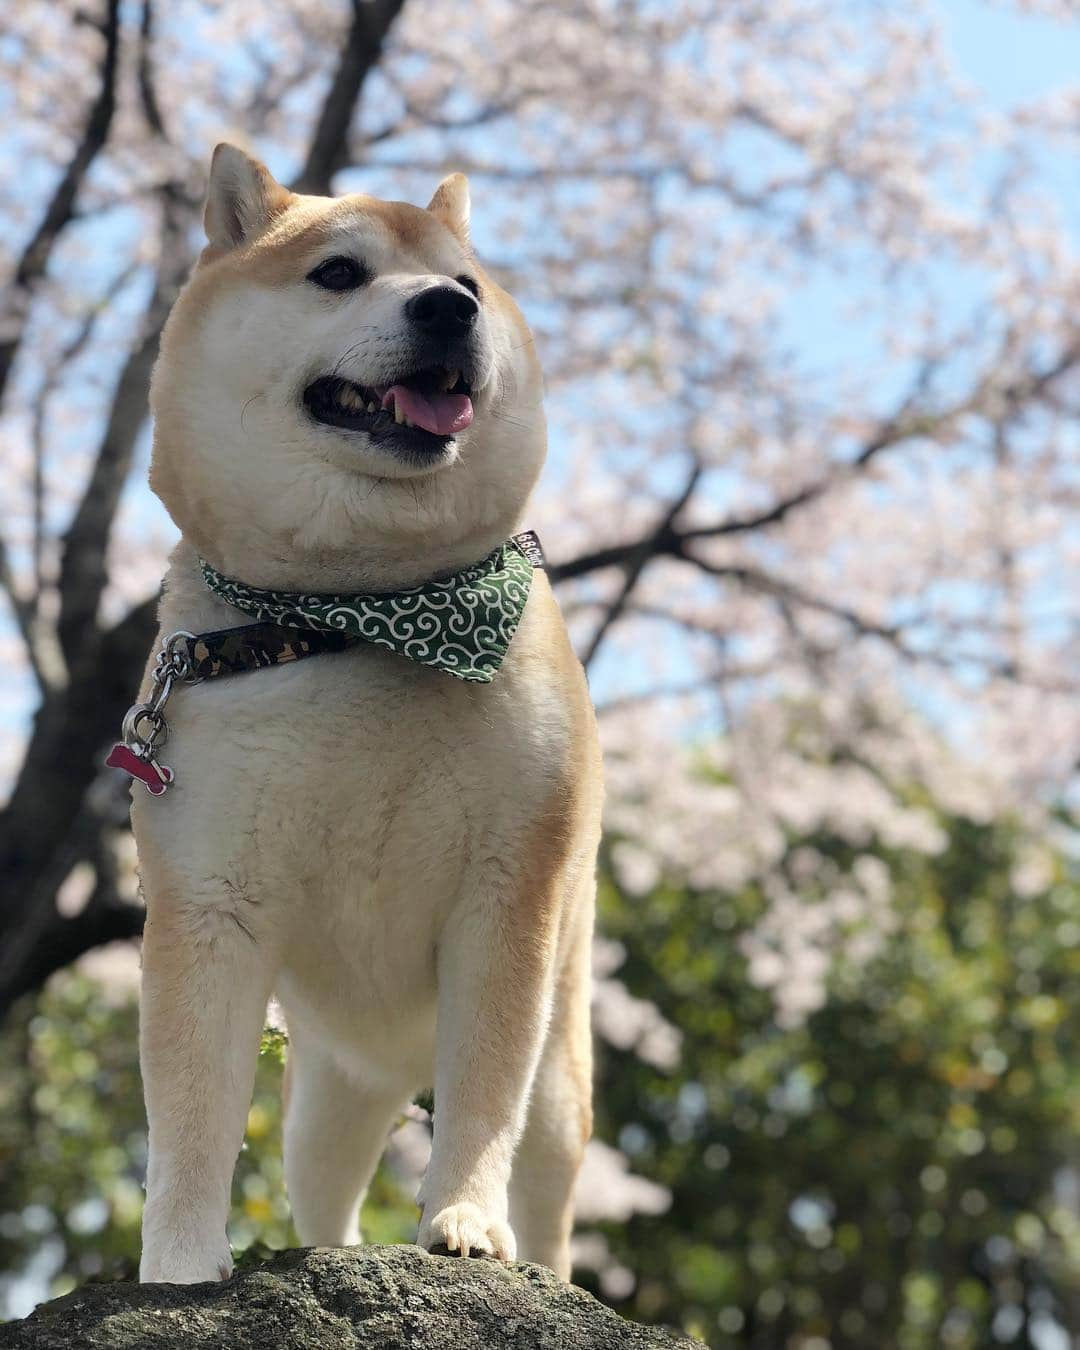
394, 402, 405, 425
367, 401, 377, 413
402, 416, 413, 428
444, 368, 459, 392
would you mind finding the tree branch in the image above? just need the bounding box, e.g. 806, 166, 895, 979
55, 199, 187, 670
688, 556, 902, 643
581, 463, 701, 668
291, 0, 407, 194
0, 0, 121, 407
551, 344, 1080, 585
0, 883, 144, 1017
137, 0, 168, 140
0, 595, 158, 1019
0, 538, 45, 690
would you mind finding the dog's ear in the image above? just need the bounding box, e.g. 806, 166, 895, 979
204, 144, 292, 250
426, 173, 470, 244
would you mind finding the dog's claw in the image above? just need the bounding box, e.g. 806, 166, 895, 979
419, 1203, 516, 1262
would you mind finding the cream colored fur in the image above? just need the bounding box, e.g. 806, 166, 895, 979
134, 146, 602, 1284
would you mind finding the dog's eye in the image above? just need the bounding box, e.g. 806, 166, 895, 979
456, 275, 480, 298
307, 257, 370, 291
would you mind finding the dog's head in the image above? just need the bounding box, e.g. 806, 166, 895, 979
150, 145, 545, 589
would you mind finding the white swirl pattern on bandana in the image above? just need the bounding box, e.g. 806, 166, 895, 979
199, 537, 540, 683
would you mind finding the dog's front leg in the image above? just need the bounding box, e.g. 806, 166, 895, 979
418, 875, 559, 1262
138, 897, 276, 1283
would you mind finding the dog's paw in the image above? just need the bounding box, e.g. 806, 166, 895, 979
419, 1202, 516, 1262
139, 1235, 233, 1284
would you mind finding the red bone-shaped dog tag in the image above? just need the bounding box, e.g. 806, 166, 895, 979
106, 743, 174, 795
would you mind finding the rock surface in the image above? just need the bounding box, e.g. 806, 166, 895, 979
0, 1244, 700, 1349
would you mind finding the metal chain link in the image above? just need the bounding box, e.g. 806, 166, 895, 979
119, 631, 197, 761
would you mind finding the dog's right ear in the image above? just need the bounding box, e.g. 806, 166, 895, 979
204, 144, 292, 250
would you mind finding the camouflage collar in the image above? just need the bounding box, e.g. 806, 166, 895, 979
108, 532, 545, 796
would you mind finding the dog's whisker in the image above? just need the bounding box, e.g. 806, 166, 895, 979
240, 392, 264, 431
490, 412, 533, 431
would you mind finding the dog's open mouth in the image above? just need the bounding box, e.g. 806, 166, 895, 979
303, 366, 474, 451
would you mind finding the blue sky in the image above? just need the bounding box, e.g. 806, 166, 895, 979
942, 0, 1080, 101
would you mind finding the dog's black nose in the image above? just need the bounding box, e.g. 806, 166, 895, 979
405, 285, 478, 339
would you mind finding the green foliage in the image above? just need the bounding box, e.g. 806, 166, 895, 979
0, 980, 146, 1299
585, 814, 1080, 1348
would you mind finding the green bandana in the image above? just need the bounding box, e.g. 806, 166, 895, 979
199, 533, 542, 684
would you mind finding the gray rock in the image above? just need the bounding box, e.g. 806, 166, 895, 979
0, 1245, 701, 1349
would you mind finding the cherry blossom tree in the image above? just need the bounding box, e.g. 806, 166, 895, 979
0, 0, 1076, 1027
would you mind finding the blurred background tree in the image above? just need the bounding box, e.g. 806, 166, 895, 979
589, 802, 1079, 1348
0, 1, 1077, 1346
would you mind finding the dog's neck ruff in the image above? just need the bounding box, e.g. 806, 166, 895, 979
198, 530, 544, 685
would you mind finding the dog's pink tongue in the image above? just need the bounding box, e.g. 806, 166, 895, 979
381, 385, 473, 435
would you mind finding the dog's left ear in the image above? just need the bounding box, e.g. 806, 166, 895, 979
427, 173, 470, 244
204, 143, 292, 250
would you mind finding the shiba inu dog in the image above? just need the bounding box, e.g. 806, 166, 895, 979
132, 144, 602, 1284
